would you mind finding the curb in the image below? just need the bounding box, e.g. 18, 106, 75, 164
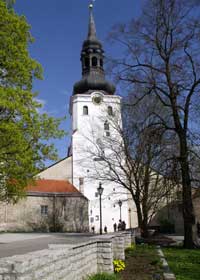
157, 247, 176, 280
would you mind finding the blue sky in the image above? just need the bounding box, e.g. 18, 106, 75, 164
14, 0, 143, 165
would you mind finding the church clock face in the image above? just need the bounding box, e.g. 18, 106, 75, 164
92, 92, 103, 105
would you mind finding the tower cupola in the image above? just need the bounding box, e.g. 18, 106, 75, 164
73, 4, 115, 95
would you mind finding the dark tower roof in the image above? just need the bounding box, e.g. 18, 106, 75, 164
73, 4, 115, 95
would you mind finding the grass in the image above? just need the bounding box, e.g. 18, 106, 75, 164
87, 273, 119, 280
163, 247, 200, 280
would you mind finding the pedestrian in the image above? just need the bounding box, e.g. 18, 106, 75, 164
118, 220, 122, 231
104, 226, 107, 233
91, 226, 95, 234
122, 221, 126, 231
113, 223, 117, 232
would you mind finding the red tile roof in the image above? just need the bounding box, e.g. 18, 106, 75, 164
27, 179, 80, 194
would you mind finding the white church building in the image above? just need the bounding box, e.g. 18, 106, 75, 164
38, 4, 138, 233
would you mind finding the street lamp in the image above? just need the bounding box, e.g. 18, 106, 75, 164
128, 208, 131, 229
97, 182, 104, 235
118, 200, 122, 221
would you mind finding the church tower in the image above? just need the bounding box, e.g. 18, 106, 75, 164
70, 4, 129, 232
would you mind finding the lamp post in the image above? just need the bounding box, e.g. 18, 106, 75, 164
97, 182, 104, 235
128, 208, 131, 229
118, 200, 122, 221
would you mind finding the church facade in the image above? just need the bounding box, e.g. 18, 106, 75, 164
70, 4, 137, 232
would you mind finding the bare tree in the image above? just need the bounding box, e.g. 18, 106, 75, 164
85, 99, 176, 237
109, 0, 200, 248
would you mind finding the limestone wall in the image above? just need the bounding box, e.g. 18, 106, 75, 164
0, 233, 132, 280
0, 195, 89, 233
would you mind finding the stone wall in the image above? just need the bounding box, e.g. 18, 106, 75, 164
0, 233, 132, 280
0, 194, 89, 233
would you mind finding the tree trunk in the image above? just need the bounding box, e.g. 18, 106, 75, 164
141, 214, 149, 238
179, 136, 195, 248
135, 199, 143, 234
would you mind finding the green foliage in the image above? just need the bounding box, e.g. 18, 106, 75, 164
87, 273, 119, 280
113, 259, 125, 273
2, 0, 15, 9
163, 248, 200, 280
125, 242, 136, 255
0, 1, 65, 201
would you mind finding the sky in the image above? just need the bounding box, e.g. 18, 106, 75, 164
14, 0, 144, 166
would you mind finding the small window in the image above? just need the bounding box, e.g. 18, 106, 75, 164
79, 177, 84, 193
108, 106, 113, 116
83, 106, 88, 115
95, 192, 98, 197
95, 215, 99, 221
79, 177, 84, 185
100, 59, 103, 67
41, 205, 48, 216
92, 56, 98, 67
85, 57, 90, 68
104, 121, 109, 131
106, 131, 110, 137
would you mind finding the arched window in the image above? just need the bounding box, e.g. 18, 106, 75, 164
92, 56, 98, 67
83, 106, 88, 115
108, 106, 113, 116
85, 57, 90, 68
104, 121, 109, 131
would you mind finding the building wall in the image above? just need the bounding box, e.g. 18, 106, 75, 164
150, 195, 200, 235
37, 157, 72, 183
71, 93, 130, 233
0, 194, 89, 232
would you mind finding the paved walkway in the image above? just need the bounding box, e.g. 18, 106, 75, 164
0, 233, 95, 258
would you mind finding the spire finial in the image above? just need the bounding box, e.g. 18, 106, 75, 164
88, 0, 97, 40
89, 0, 95, 10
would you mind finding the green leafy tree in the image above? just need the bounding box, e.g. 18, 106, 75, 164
0, 1, 65, 201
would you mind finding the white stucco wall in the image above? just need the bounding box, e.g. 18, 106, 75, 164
37, 157, 72, 183
71, 92, 135, 232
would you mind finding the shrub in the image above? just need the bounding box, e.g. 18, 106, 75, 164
113, 259, 125, 273
87, 273, 119, 280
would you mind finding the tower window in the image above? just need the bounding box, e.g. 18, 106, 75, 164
108, 106, 113, 116
85, 57, 90, 68
83, 106, 88, 115
100, 59, 103, 68
104, 121, 109, 131
92, 56, 98, 67
79, 177, 84, 193
79, 177, 84, 185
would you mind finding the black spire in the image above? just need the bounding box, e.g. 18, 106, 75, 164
73, 4, 115, 95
